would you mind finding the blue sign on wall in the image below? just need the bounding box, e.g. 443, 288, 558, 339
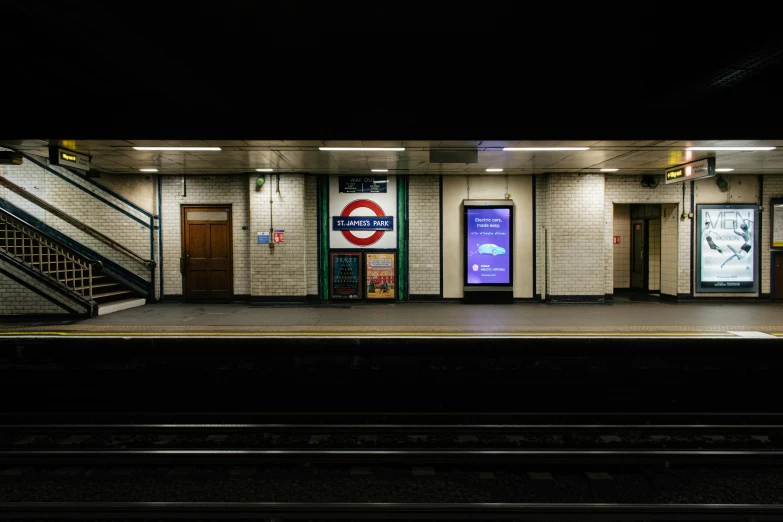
257, 232, 270, 244
332, 216, 394, 231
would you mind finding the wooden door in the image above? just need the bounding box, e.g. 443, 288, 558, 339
182, 205, 233, 301
775, 252, 783, 300
631, 219, 647, 289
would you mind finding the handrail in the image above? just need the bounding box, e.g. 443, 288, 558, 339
0, 206, 102, 270
0, 175, 155, 269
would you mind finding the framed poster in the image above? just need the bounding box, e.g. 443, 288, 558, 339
771, 198, 783, 248
696, 204, 759, 293
463, 203, 514, 286
366, 252, 395, 299
330, 253, 361, 299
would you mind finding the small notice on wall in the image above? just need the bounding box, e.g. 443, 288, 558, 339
273, 230, 285, 243
613, 236, 620, 244
257, 232, 269, 244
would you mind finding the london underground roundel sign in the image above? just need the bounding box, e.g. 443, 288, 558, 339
340, 199, 386, 246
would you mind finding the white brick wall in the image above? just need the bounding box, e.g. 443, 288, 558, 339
612, 204, 631, 288
304, 175, 318, 296
661, 204, 679, 295
408, 176, 441, 295
249, 174, 308, 297
1, 157, 153, 281
604, 176, 691, 296
762, 175, 783, 294
540, 174, 606, 297
161, 175, 250, 296
648, 217, 661, 291
0, 273, 69, 314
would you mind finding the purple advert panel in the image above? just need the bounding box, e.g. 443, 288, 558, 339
466, 207, 511, 285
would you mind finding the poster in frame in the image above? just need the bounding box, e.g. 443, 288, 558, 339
463, 202, 514, 287
365, 252, 396, 299
771, 198, 783, 249
330, 252, 362, 299
695, 204, 759, 293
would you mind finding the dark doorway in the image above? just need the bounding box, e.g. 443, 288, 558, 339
181, 205, 234, 301
631, 219, 647, 290
774, 252, 783, 300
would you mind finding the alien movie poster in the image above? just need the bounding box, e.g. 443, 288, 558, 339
696, 204, 758, 293
465, 206, 513, 285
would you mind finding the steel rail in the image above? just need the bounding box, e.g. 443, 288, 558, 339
1, 502, 783, 520
2, 448, 783, 466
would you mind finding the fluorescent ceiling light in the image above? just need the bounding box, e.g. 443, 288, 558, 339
503, 147, 589, 151
686, 147, 776, 151
600, 168, 618, 172
256, 168, 274, 172
132, 147, 222, 151
139, 168, 158, 172
319, 147, 405, 151
715, 168, 735, 172
371, 169, 388, 172
485, 168, 503, 172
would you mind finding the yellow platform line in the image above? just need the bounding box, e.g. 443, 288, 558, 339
0, 331, 742, 338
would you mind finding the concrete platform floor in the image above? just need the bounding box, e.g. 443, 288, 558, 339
2, 300, 783, 338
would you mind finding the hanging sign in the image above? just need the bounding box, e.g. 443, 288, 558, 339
49, 147, 90, 171
665, 157, 715, 184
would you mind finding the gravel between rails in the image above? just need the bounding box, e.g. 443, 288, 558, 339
2, 467, 783, 504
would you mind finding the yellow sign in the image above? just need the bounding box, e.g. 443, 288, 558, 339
666, 169, 684, 181
366, 252, 395, 299
61, 153, 77, 162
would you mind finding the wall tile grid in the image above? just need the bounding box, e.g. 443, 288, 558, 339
535, 175, 550, 297
762, 175, 783, 294
1, 160, 152, 281
612, 204, 631, 288
648, 217, 661, 291
660, 204, 679, 296
604, 176, 691, 295
249, 174, 308, 297
544, 174, 605, 296
304, 176, 318, 296
0, 258, 83, 314
408, 176, 441, 295
162, 175, 249, 296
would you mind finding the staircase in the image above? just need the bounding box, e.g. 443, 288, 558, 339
0, 207, 145, 316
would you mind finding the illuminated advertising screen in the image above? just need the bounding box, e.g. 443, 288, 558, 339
696, 204, 758, 292
464, 206, 513, 285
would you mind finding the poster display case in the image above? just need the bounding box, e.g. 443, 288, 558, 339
330, 252, 362, 299
463, 201, 514, 288
696, 204, 759, 292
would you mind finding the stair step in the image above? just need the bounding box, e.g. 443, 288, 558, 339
97, 298, 146, 316
92, 290, 133, 300
71, 282, 119, 291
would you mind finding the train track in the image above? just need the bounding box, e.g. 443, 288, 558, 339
1, 501, 782, 521
1, 412, 782, 466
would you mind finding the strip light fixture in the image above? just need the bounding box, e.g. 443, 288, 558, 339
486, 168, 503, 172
133, 147, 222, 151
715, 168, 735, 172
319, 147, 405, 151
600, 168, 619, 172
139, 168, 158, 172
371, 169, 389, 172
503, 147, 589, 151
686, 146, 776, 151
256, 168, 274, 172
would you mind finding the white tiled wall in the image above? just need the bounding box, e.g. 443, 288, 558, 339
661, 203, 679, 296
1, 158, 153, 280
249, 174, 308, 297
648, 217, 661, 291
409, 176, 441, 295
304, 175, 319, 296
612, 204, 631, 288
161, 175, 250, 297
762, 175, 783, 295
604, 176, 691, 296
0, 273, 69, 314
542, 174, 605, 297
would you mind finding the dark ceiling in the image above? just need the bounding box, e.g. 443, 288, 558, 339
2, 4, 783, 140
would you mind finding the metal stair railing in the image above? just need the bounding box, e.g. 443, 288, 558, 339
0, 207, 101, 301
0, 175, 155, 270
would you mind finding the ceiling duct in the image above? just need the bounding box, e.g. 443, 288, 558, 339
429, 149, 478, 164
